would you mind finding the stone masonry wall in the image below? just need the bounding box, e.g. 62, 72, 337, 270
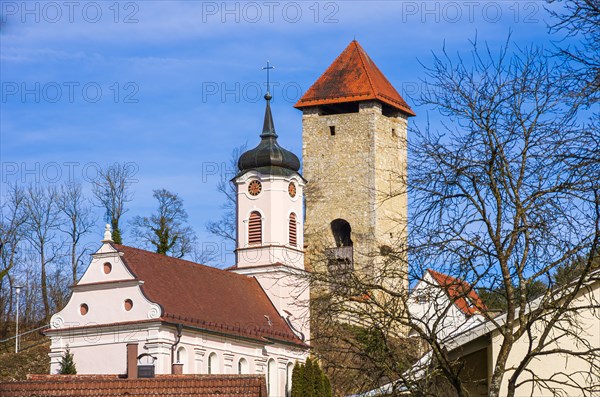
301, 101, 408, 289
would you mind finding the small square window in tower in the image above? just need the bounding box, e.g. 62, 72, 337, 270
248, 211, 262, 245
329, 126, 336, 136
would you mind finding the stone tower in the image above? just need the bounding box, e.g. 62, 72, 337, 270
230, 92, 310, 342
295, 40, 415, 292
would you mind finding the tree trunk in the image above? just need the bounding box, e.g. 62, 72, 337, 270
71, 239, 77, 284
1, 276, 13, 339
488, 348, 510, 397
40, 247, 49, 321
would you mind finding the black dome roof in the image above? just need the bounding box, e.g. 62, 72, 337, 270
237, 95, 301, 176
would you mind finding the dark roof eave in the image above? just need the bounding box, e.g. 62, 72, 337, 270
233, 167, 307, 183
294, 96, 415, 117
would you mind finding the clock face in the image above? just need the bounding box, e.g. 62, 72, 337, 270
288, 182, 297, 198
248, 180, 262, 196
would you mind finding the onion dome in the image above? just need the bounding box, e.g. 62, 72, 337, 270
237, 93, 301, 177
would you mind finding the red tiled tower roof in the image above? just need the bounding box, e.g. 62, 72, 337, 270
111, 245, 303, 346
294, 40, 415, 116
427, 269, 487, 316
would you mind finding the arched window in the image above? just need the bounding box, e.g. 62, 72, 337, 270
285, 362, 294, 397
208, 352, 219, 374
267, 358, 277, 396
238, 358, 248, 374
176, 346, 187, 373
331, 219, 353, 247
248, 211, 262, 245
289, 213, 297, 247
328, 219, 354, 294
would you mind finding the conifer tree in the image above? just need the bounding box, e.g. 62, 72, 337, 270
323, 374, 332, 397
58, 346, 77, 374
290, 358, 331, 397
303, 357, 315, 397
291, 361, 304, 397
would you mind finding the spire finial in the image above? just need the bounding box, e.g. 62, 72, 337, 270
102, 224, 113, 243
236, 60, 301, 173
261, 95, 277, 138
262, 60, 274, 100
260, 61, 277, 137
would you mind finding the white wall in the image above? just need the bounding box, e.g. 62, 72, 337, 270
50, 243, 161, 331
408, 271, 480, 341
235, 171, 305, 269
50, 323, 307, 397
491, 282, 600, 396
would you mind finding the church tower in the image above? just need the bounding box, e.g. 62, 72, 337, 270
230, 90, 309, 341
295, 40, 415, 291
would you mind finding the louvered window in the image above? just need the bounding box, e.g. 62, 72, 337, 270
289, 213, 297, 247
248, 211, 262, 245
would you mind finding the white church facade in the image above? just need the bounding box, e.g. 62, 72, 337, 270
46, 91, 310, 397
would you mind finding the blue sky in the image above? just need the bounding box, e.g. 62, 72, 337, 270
1, 1, 566, 266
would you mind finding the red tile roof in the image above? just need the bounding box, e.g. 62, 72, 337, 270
0, 374, 267, 396
104, 245, 302, 346
427, 270, 487, 316
295, 40, 415, 116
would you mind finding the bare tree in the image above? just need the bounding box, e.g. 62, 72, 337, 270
18, 260, 45, 326
0, 184, 27, 283
206, 144, 247, 243
190, 245, 220, 266
547, 0, 600, 107
0, 184, 28, 337
131, 189, 196, 258
23, 185, 62, 321
411, 39, 599, 397
308, 39, 600, 397
92, 163, 135, 244
47, 266, 70, 314
59, 182, 96, 283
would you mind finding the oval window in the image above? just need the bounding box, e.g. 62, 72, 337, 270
103, 262, 112, 274
124, 299, 133, 311
80, 303, 89, 316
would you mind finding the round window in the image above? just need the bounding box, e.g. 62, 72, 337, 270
103, 262, 112, 274
124, 299, 133, 311
80, 303, 89, 316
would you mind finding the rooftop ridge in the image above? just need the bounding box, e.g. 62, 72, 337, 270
354, 41, 377, 100
112, 244, 250, 280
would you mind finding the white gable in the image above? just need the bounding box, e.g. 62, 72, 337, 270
408, 271, 481, 341
50, 243, 161, 330
78, 243, 135, 284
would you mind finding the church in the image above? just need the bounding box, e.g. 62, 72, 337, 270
45, 40, 414, 397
